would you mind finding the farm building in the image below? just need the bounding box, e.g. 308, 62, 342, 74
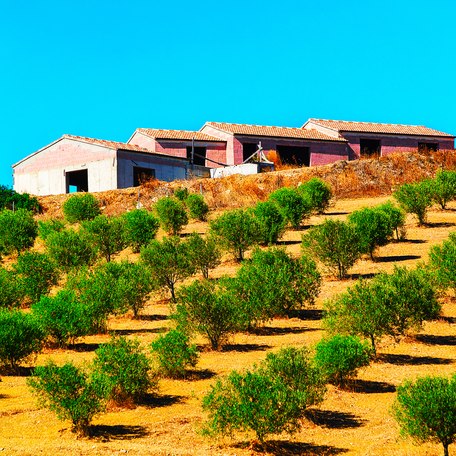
12, 134, 191, 196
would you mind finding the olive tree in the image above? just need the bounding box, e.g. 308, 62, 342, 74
394, 181, 433, 225
0, 209, 38, 255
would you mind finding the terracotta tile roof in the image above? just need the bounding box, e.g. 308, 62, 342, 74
204, 122, 346, 142
306, 119, 455, 137
136, 128, 224, 142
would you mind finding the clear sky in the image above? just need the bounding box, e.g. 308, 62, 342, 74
1, 0, 455, 187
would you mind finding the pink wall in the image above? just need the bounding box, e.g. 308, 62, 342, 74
200, 125, 236, 165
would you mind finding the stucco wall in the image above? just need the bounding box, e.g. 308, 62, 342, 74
200, 125, 236, 165
13, 138, 117, 195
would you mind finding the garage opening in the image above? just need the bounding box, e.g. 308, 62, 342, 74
360, 138, 381, 158
186, 146, 206, 166
66, 169, 88, 193
242, 143, 258, 162
276, 145, 310, 166
418, 142, 439, 153
133, 166, 155, 186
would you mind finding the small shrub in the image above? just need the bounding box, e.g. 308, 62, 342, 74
268, 187, 312, 229
37, 219, 65, 240
82, 215, 127, 262
394, 181, 433, 225
0, 208, 38, 255
252, 201, 286, 245
32, 290, 89, 347
174, 187, 189, 201
393, 375, 456, 456
0, 309, 44, 369
141, 236, 195, 301
46, 228, 98, 272
314, 335, 372, 386
186, 232, 221, 279
430, 169, 456, 210
123, 209, 159, 253
186, 193, 209, 221
297, 178, 332, 214
0, 267, 23, 309
28, 361, 104, 436
174, 279, 240, 350
376, 201, 406, 240
92, 336, 155, 405
0, 185, 40, 212
302, 219, 362, 279
428, 232, 456, 294
155, 197, 188, 235
14, 251, 59, 303
210, 209, 260, 261
63, 193, 100, 223
151, 329, 198, 378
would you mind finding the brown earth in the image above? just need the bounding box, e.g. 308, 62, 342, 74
1, 155, 456, 455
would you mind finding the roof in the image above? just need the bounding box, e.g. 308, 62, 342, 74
306, 119, 455, 138
203, 122, 346, 142
135, 128, 224, 142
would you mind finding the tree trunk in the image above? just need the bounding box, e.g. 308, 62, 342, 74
370, 334, 377, 356
443, 442, 449, 456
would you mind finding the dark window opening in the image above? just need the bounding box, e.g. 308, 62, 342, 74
133, 167, 155, 187
186, 146, 206, 166
66, 169, 88, 193
242, 143, 258, 162
418, 142, 439, 152
276, 145, 310, 166
360, 138, 381, 158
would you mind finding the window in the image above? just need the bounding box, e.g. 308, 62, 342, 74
242, 143, 258, 162
359, 139, 381, 158
276, 145, 310, 166
66, 169, 88, 193
186, 146, 206, 166
418, 142, 439, 153
133, 167, 155, 186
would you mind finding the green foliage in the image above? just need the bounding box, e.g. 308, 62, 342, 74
122, 209, 159, 253
0, 309, 44, 369
174, 187, 189, 201
155, 196, 188, 235
186, 232, 221, 279
0, 267, 23, 309
393, 375, 456, 456
348, 206, 393, 260
92, 336, 155, 405
324, 266, 440, 354
430, 169, 456, 210
151, 329, 198, 378
297, 178, 332, 214
32, 290, 89, 347
428, 232, 456, 294
0, 208, 38, 255
14, 251, 59, 303
302, 219, 362, 279
230, 248, 321, 330
82, 215, 127, 262
141, 236, 195, 301
186, 193, 209, 221
46, 228, 97, 272
210, 209, 260, 261
314, 335, 372, 386
0, 185, 40, 213
202, 347, 325, 444
394, 181, 433, 225
268, 187, 312, 229
28, 361, 104, 436
174, 279, 240, 350
37, 219, 65, 241
376, 201, 406, 240
252, 201, 286, 245
63, 193, 101, 223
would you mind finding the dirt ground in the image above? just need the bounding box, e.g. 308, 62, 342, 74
0, 195, 455, 456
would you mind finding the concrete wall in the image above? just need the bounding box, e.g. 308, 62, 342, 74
13, 138, 117, 196
117, 150, 188, 187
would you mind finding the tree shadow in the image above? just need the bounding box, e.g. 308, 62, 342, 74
276, 240, 302, 246
290, 309, 323, 321
89, 424, 148, 441
325, 211, 349, 216
398, 239, 426, 244
441, 316, 456, 324
251, 326, 315, 336
140, 393, 184, 408
305, 409, 365, 429
110, 328, 166, 336
415, 334, 456, 346
345, 378, 396, 393
221, 343, 271, 353
233, 440, 348, 455
0, 366, 34, 377
138, 314, 168, 322
0, 394, 8, 399
71, 342, 102, 352
184, 369, 217, 381
377, 353, 454, 365
426, 222, 456, 228
350, 272, 377, 280
376, 255, 421, 263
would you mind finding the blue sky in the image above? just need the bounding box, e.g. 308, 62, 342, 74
1, 0, 455, 187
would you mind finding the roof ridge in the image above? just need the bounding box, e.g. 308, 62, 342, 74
309, 118, 425, 128
207, 121, 302, 130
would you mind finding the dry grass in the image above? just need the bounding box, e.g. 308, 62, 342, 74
1, 194, 456, 455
